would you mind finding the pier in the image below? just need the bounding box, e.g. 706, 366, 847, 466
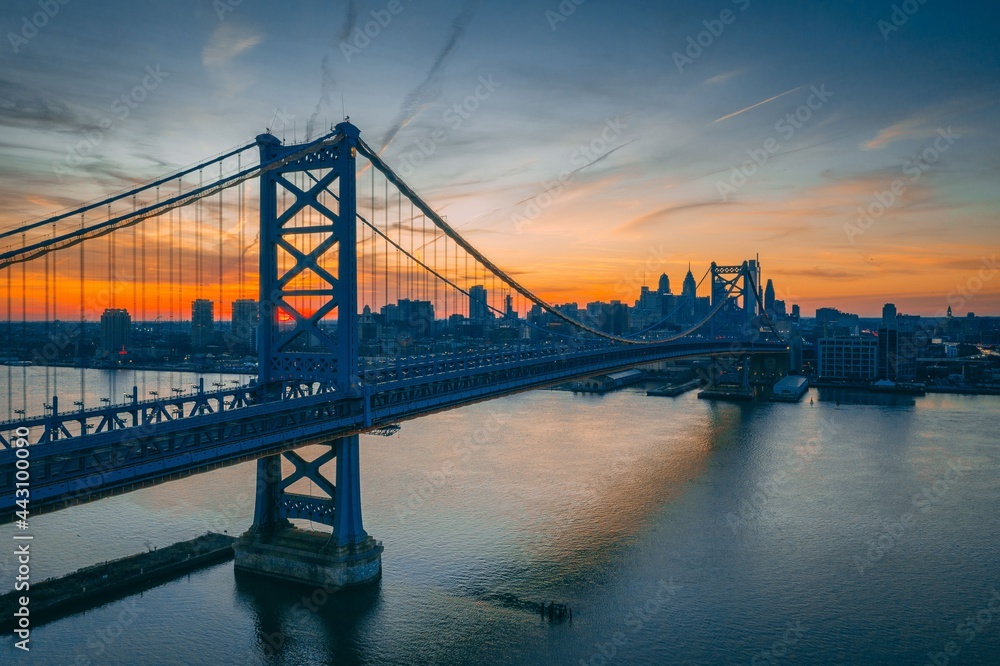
0, 533, 235, 629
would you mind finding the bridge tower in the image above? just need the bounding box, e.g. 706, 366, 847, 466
233, 122, 382, 590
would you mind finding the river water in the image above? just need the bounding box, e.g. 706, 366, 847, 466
2, 370, 999, 665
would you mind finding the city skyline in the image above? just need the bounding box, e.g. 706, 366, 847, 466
1, 0, 998, 316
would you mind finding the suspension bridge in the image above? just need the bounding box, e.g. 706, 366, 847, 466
0, 121, 787, 587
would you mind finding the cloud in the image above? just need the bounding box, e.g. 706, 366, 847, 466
770, 267, 866, 280
202, 23, 263, 67
861, 99, 982, 150
705, 70, 741, 85
862, 118, 923, 150
614, 199, 732, 235
0, 77, 93, 134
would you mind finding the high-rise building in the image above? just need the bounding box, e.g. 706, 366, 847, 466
882, 303, 897, 329
397, 299, 435, 337
764, 279, 776, 312
634, 286, 661, 329
100, 308, 132, 356
791, 304, 800, 321
358, 305, 379, 342
231, 299, 259, 351
682, 263, 697, 299
596, 301, 628, 335
816, 307, 842, 327
877, 327, 917, 381
469, 285, 488, 321
657, 272, 671, 295
191, 299, 215, 349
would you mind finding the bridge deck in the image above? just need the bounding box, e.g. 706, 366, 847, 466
0, 340, 786, 521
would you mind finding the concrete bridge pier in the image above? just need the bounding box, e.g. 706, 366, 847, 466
233, 434, 383, 590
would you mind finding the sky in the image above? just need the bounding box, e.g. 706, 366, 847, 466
1, 0, 998, 318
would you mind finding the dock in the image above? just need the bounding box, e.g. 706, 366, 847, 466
0, 532, 235, 629
697, 387, 755, 401
647, 378, 701, 397
572, 368, 645, 394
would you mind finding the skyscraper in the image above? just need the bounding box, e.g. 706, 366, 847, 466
191, 299, 215, 349
100, 308, 131, 356
882, 303, 897, 329
469, 285, 488, 321
877, 326, 917, 382
682, 263, 697, 299
231, 299, 259, 351
764, 279, 776, 312
657, 272, 671, 295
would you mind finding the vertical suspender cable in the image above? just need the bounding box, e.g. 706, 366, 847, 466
6, 265, 11, 421
396, 190, 401, 307
45, 233, 50, 401
384, 177, 389, 311
132, 196, 137, 351
219, 162, 224, 328
238, 155, 244, 301
20, 232, 27, 415
200, 169, 204, 304
155, 187, 161, 394
80, 214, 85, 408
108, 205, 113, 309
52, 221, 58, 399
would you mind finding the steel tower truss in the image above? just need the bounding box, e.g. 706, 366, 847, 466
251, 122, 366, 542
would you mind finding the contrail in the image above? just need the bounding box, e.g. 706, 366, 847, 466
712, 86, 802, 124
240, 231, 259, 269
305, 0, 359, 140
378, 0, 478, 153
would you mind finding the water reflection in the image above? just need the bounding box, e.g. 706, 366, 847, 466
816, 387, 917, 407
234, 570, 381, 664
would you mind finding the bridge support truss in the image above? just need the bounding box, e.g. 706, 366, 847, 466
710, 260, 761, 338
234, 122, 382, 589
